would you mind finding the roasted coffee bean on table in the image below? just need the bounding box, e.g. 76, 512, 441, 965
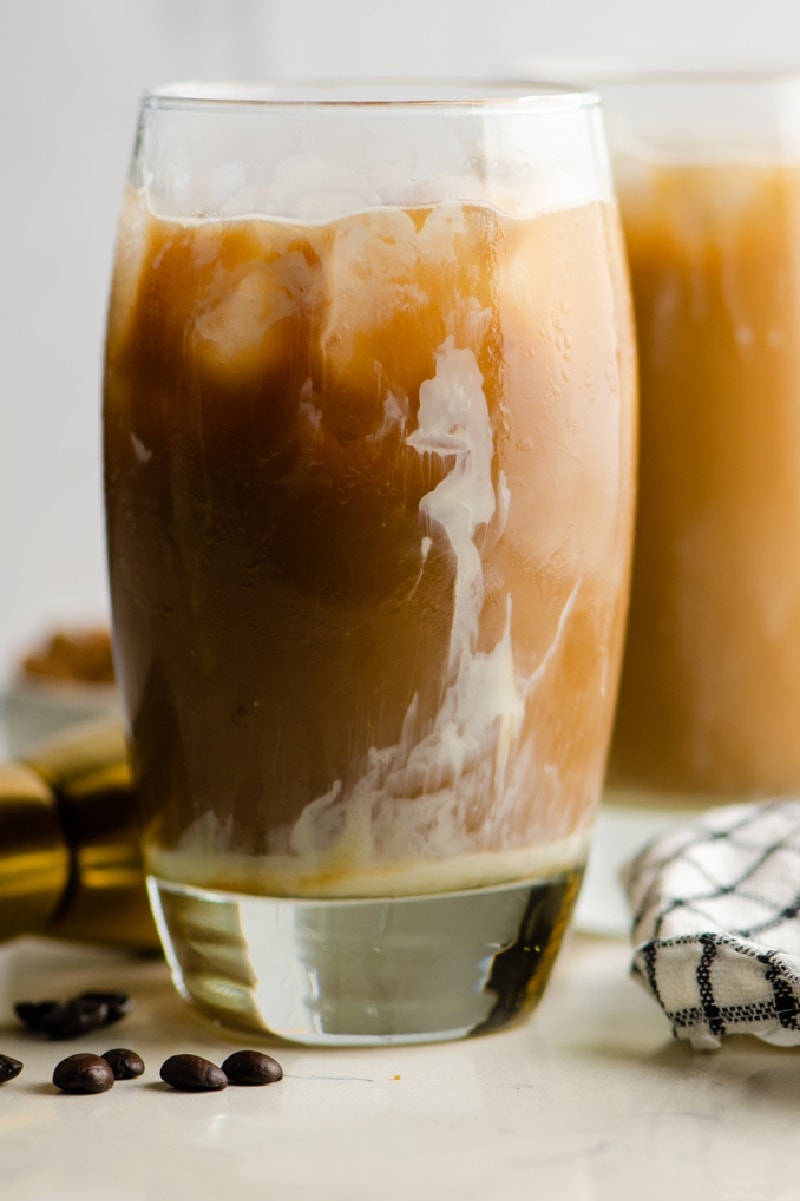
37, 998, 110, 1040
14, 991, 133, 1039
101, 1048, 145, 1080
52, 1053, 115, 1095
13, 1000, 59, 1033
160, 1054, 227, 1092
222, 1049, 283, 1086
78, 992, 133, 1025
0, 1054, 23, 1083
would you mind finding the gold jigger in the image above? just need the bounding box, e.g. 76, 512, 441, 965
0, 719, 158, 949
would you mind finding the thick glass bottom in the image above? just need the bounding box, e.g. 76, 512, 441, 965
148, 868, 583, 1046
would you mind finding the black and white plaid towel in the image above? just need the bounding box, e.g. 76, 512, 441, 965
621, 800, 800, 1048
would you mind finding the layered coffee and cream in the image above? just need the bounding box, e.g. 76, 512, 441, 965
104, 187, 635, 898
609, 162, 800, 799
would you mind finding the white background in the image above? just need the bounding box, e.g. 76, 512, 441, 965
0, 0, 794, 677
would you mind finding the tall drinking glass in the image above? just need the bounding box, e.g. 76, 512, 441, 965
103, 82, 635, 1045
599, 74, 800, 808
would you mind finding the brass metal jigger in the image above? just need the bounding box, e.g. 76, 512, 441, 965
0, 719, 158, 949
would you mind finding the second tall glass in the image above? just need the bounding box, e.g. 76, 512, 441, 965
601, 73, 800, 806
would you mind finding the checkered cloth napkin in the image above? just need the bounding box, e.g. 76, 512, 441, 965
621, 801, 800, 1048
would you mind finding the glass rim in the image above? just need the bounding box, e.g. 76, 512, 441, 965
140, 78, 601, 114
516, 60, 800, 89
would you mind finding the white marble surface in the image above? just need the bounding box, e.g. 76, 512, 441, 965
1, 704, 792, 1198
0, 928, 796, 1201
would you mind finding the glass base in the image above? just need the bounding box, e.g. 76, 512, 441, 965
147, 868, 583, 1046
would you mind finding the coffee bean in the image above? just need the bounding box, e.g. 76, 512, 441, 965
14, 991, 134, 1040
159, 1054, 227, 1092
13, 1000, 59, 1033
0, 1054, 23, 1083
101, 1048, 145, 1080
38, 997, 110, 1040
221, 1049, 283, 1086
79, 991, 133, 1025
52, 1053, 114, 1094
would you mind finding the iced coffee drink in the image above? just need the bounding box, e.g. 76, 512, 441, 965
104, 84, 635, 1042
604, 77, 800, 804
